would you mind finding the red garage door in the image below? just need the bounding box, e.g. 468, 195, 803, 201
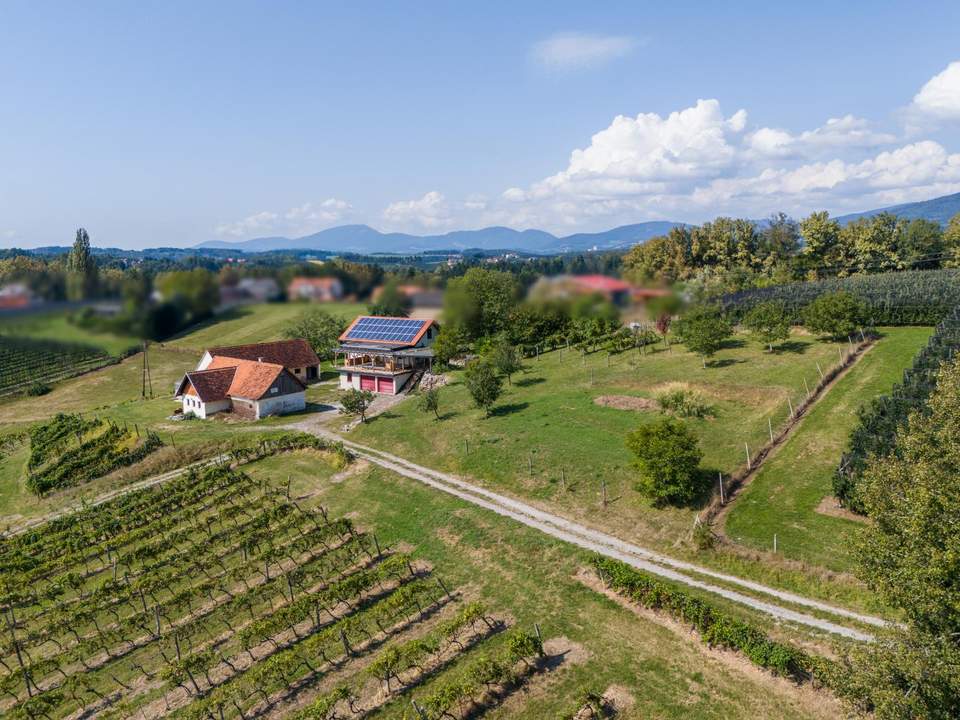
377, 376, 394, 394
360, 375, 376, 391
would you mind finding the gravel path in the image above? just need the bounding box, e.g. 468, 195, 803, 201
289, 420, 884, 642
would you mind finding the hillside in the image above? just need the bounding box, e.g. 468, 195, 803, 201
834, 191, 960, 225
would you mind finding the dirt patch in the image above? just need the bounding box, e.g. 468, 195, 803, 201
573, 567, 844, 720
602, 684, 635, 714
815, 496, 869, 524
330, 458, 369, 484
593, 395, 658, 412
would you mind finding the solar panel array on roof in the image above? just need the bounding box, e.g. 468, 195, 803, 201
344, 317, 427, 344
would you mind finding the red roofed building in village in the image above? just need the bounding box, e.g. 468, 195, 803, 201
175, 339, 321, 419
288, 277, 344, 302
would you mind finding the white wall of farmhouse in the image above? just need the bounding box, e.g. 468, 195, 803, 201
181, 395, 230, 419
256, 391, 306, 419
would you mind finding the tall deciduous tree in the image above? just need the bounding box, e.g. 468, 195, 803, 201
66, 227, 98, 301
368, 278, 411, 317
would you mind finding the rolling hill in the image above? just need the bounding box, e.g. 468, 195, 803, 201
834, 191, 960, 225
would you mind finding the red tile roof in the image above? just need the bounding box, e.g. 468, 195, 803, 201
207, 339, 320, 369
569, 275, 633, 293
179, 366, 237, 402
207, 356, 304, 400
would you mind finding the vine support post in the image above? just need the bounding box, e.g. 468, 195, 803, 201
803, 377, 810, 397
768, 417, 774, 443
816, 362, 824, 380
601, 479, 607, 508
718, 472, 724, 504
787, 396, 794, 419
744, 443, 751, 470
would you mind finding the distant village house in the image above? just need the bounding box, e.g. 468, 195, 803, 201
288, 277, 344, 302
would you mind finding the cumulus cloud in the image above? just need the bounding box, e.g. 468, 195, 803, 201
382, 191, 453, 230
912, 61, 960, 120
476, 98, 960, 230
216, 198, 352, 238
531, 32, 636, 72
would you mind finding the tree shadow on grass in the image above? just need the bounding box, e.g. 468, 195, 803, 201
707, 358, 743, 368
514, 376, 546, 388
773, 340, 810, 355
490, 402, 529, 417
720, 338, 747, 350
436, 411, 458, 421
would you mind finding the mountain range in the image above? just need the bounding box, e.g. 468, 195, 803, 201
195, 221, 683, 255
194, 191, 960, 256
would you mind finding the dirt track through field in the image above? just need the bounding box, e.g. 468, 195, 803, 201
286, 419, 884, 642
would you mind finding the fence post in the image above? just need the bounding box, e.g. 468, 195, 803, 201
718, 472, 724, 504
768, 417, 773, 443
744, 443, 751, 470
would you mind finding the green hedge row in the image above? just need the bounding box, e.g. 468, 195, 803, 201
835, 305, 960, 511
721, 269, 960, 326
592, 556, 832, 684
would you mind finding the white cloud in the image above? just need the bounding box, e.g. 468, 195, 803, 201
746, 115, 896, 157
475, 99, 960, 230
912, 61, 960, 120
382, 191, 453, 231
531, 32, 636, 72
216, 198, 352, 238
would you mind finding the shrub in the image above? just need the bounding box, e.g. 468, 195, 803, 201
802, 291, 866, 340
656, 386, 711, 418
339, 388, 375, 423
464, 358, 503, 417
626, 417, 704, 505
25, 381, 51, 396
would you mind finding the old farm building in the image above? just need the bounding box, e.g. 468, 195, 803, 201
175, 339, 320, 419
336, 316, 438, 395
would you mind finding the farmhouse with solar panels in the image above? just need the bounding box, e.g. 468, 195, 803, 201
174, 339, 320, 419
336, 315, 439, 395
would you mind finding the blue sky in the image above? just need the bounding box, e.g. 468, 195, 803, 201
2, 1, 960, 249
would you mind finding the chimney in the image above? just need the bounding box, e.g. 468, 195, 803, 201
258, 357, 263, 363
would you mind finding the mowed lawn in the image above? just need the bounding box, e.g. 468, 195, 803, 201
166, 301, 366, 352
724, 326, 932, 572
244, 452, 844, 720
0, 308, 140, 356
349, 330, 863, 552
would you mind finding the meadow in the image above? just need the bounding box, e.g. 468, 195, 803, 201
723, 326, 932, 572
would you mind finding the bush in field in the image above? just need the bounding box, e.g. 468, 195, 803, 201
656, 387, 711, 418
464, 358, 502, 417
742, 300, 791, 351
626, 417, 704, 505
673, 305, 733, 367
802, 291, 866, 340
487, 336, 523, 384
340, 388, 375, 423
417, 387, 441, 421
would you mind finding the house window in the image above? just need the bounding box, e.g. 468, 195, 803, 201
295, 368, 301, 374
270, 387, 278, 394
347, 372, 352, 382
427, 328, 433, 339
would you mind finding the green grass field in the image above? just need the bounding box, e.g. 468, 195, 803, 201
348, 330, 859, 548
724, 326, 932, 572
166, 301, 366, 351
0, 309, 140, 356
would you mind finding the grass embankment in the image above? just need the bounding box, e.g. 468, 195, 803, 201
724, 326, 932, 572
245, 452, 844, 720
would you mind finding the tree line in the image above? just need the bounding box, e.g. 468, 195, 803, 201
623, 210, 960, 296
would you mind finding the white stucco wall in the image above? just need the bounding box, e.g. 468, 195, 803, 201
196, 351, 214, 371
338, 370, 412, 395
255, 391, 306, 419
181, 395, 230, 419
